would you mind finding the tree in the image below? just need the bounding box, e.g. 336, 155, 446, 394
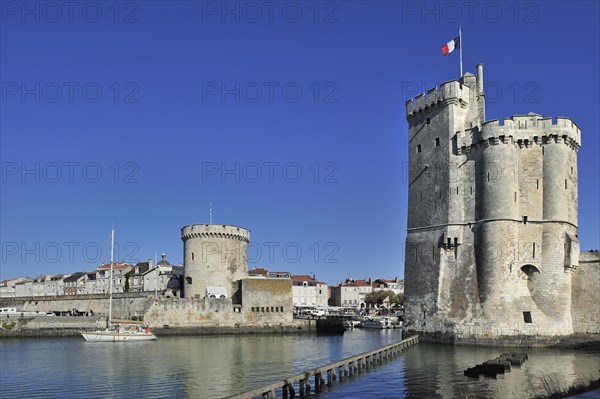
124, 270, 132, 293
365, 290, 405, 307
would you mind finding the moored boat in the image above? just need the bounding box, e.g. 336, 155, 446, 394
360, 317, 392, 329
80, 229, 157, 342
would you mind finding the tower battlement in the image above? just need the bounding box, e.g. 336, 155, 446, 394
181, 224, 250, 242
405, 80, 471, 117
458, 114, 581, 151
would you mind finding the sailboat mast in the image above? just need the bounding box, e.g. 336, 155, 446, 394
108, 228, 115, 324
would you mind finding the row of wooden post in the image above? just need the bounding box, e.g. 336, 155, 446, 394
229, 335, 419, 399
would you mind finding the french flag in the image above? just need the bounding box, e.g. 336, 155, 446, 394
442, 37, 460, 55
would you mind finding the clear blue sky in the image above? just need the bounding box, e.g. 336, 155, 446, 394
1, 1, 599, 284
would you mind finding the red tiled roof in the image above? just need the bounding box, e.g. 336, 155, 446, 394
342, 279, 371, 287
292, 275, 314, 281
97, 262, 132, 270
248, 268, 268, 275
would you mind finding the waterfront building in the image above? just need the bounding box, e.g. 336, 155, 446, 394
128, 260, 152, 292
63, 272, 89, 295
329, 279, 373, 308
0, 277, 27, 298
83, 272, 97, 294
373, 278, 404, 295
14, 279, 33, 297
95, 262, 132, 293
291, 275, 328, 307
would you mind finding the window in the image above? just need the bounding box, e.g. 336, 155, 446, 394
191, 252, 194, 261
523, 311, 532, 323
565, 179, 568, 189
416, 144, 422, 153
186, 277, 192, 284
435, 137, 440, 147
523, 216, 528, 224
426, 117, 431, 125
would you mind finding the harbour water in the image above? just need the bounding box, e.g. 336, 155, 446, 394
1, 330, 598, 399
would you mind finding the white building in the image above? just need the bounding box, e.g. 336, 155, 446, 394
0, 277, 27, 298
292, 275, 328, 307
96, 262, 133, 293
330, 279, 373, 308
373, 278, 404, 295
14, 280, 33, 297
142, 253, 174, 294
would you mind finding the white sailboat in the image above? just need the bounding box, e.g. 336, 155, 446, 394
80, 229, 157, 342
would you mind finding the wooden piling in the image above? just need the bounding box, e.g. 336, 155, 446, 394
225, 335, 419, 399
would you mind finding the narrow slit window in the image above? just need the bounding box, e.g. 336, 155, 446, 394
523, 311, 532, 323
523, 216, 528, 224
191, 252, 194, 261
435, 137, 440, 147
426, 117, 430, 125
417, 144, 422, 153
565, 179, 568, 189
456, 186, 459, 195
487, 172, 490, 182
514, 192, 517, 202
536, 179, 539, 189
533, 242, 536, 259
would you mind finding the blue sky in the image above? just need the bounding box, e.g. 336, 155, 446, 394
1, 1, 599, 284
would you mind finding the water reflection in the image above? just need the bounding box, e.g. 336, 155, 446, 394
1, 332, 598, 399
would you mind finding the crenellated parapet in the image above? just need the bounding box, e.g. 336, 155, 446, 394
181, 224, 250, 243
406, 80, 471, 119
457, 113, 581, 152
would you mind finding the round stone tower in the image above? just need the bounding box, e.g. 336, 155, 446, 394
181, 224, 250, 299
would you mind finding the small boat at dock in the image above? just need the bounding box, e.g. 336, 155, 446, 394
360, 317, 393, 329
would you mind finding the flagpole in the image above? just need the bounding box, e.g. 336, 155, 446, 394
459, 25, 463, 77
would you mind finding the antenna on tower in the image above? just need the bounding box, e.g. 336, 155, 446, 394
209, 202, 213, 224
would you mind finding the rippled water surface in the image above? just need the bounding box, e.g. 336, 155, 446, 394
1, 330, 598, 399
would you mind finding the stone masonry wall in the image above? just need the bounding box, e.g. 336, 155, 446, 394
571, 252, 600, 334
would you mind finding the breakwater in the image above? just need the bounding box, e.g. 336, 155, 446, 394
225, 335, 419, 399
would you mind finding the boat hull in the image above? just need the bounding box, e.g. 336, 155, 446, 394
81, 331, 157, 342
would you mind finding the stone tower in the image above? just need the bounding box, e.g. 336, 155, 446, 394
181, 224, 250, 299
404, 65, 581, 338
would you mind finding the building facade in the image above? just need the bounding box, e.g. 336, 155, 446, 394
291, 275, 328, 307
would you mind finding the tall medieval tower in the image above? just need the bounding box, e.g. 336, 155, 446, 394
404, 65, 581, 338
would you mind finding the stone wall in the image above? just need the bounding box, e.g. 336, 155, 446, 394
0, 292, 153, 319
571, 252, 600, 334
241, 278, 293, 324
143, 278, 294, 328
